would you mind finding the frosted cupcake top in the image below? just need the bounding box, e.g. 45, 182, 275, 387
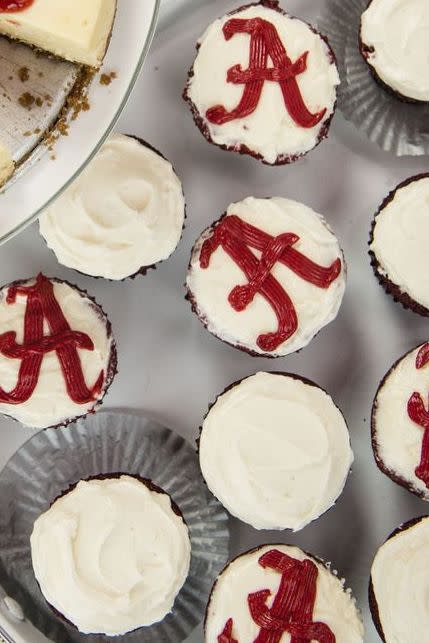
371, 517, 429, 642
31, 475, 191, 635
0, 275, 115, 428
40, 134, 185, 280
370, 175, 429, 310
206, 544, 364, 642
361, 0, 429, 102
185, 2, 339, 163
199, 372, 354, 531
187, 196, 346, 357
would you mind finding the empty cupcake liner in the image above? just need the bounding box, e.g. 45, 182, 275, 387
319, 0, 429, 156
0, 412, 230, 643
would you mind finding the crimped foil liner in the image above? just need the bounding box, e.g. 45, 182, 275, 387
0, 412, 230, 643
319, 0, 429, 156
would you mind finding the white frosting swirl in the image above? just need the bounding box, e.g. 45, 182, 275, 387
361, 0, 429, 102
370, 176, 429, 310
186, 4, 339, 163
373, 343, 429, 498
0, 141, 14, 188
371, 517, 429, 642
199, 372, 354, 531
31, 476, 191, 636
187, 197, 346, 357
39, 133, 185, 280
206, 544, 364, 642
0, 278, 114, 428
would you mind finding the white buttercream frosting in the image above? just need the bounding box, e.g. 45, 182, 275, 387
206, 544, 364, 642
31, 475, 191, 636
373, 342, 429, 498
370, 175, 429, 310
361, 0, 429, 102
39, 133, 185, 280
199, 372, 353, 531
371, 517, 429, 642
187, 197, 346, 357
0, 141, 14, 188
0, 277, 114, 428
186, 4, 339, 163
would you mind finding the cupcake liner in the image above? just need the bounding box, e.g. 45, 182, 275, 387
0, 412, 230, 643
319, 0, 429, 156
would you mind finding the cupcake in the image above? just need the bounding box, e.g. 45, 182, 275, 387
0, 274, 117, 429
183, 0, 339, 165
372, 341, 429, 500
369, 174, 429, 316
0, 140, 14, 188
186, 196, 346, 357
205, 544, 364, 642
39, 133, 185, 280
199, 372, 354, 531
360, 0, 429, 103
370, 515, 429, 642
31, 474, 191, 636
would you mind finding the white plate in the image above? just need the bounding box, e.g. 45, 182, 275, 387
0, 0, 160, 245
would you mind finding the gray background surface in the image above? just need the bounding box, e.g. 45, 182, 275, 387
1, 1, 429, 640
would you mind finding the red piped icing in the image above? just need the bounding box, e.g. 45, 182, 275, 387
206, 17, 327, 129
0, 0, 33, 12
0, 274, 104, 406
407, 343, 429, 487
199, 215, 341, 352
217, 549, 335, 643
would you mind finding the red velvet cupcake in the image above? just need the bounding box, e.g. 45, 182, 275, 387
360, 0, 429, 104
370, 516, 429, 642
205, 545, 364, 642
186, 196, 346, 357
369, 174, 429, 316
0, 274, 117, 429
183, 1, 339, 164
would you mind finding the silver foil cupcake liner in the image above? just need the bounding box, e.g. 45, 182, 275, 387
319, 0, 429, 156
0, 412, 230, 643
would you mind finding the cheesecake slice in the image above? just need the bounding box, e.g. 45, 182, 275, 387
0, 141, 14, 188
0, 0, 116, 67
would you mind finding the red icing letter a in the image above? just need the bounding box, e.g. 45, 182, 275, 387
217, 549, 335, 643
200, 216, 341, 352
0, 274, 104, 405
407, 343, 429, 487
206, 17, 326, 128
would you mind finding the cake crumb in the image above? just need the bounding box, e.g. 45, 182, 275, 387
18, 92, 35, 110
44, 69, 94, 149
99, 71, 117, 86
18, 67, 30, 82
